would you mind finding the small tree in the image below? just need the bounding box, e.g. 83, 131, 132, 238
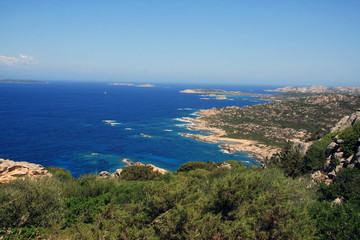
269, 141, 304, 178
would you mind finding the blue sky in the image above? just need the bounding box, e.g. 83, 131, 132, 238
0, 0, 359, 86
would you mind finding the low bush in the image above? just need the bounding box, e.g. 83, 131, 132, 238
121, 165, 160, 180
0, 177, 64, 229
303, 132, 338, 172
177, 161, 218, 172
339, 121, 360, 158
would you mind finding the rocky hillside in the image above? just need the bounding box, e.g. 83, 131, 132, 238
311, 119, 360, 185
203, 94, 360, 146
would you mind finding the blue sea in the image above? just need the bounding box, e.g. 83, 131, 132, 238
0, 82, 274, 177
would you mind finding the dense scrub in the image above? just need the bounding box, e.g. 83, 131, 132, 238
1, 161, 318, 239
267, 122, 360, 239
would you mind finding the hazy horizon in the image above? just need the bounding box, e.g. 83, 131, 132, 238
1, 0, 359, 86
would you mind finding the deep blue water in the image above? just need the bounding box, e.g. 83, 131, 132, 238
0, 82, 274, 177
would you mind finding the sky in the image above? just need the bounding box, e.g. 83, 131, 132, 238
0, 0, 359, 86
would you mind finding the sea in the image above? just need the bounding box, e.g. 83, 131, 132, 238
0, 82, 276, 177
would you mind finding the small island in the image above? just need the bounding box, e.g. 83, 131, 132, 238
0, 79, 48, 84
109, 83, 155, 87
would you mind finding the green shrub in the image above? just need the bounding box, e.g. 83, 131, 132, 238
303, 132, 338, 172
269, 141, 304, 178
64, 192, 111, 226
111, 182, 148, 204
319, 168, 360, 203
120, 165, 160, 181
311, 201, 360, 240
177, 161, 218, 172
0, 177, 64, 229
339, 121, 360, 158
63, 174, 117, 198
225, 160, 246, 170
45, 166, 73, 182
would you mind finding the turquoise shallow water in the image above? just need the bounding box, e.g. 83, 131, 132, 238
0, 82, 274, 177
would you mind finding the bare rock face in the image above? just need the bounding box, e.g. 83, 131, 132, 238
330, 109, 360, 132
0, 159, 51, 183
292, 141, 310, 155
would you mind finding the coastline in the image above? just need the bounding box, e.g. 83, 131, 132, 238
179, 109, 280, 162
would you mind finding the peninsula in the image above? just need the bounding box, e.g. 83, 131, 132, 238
179, 94, 360, 161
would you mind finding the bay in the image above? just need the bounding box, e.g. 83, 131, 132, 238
0, 82, 274, 177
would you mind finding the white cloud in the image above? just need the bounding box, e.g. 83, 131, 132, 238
0, 54, 39, 67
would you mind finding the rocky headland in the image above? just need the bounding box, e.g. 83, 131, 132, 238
179, 109, 280, 161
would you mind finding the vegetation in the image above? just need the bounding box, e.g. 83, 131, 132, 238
267, 141, 304, 178
1, 161, 319, 239
1, 117, 360, 239
120, 165, 160, 181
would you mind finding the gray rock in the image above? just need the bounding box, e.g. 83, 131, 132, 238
292, 141, 310, 155
335, 165, 343, 173
346, 155, 354, 164
334, 136, 345, 144
334, 152, 344, 160
324, 158, 332, 170
331, 110, 360, 132
326, 142, 338, 158
310, 170, 322, 181
115, 169, 123, 177
99, 171, 110, 178
333, 197, 345, 205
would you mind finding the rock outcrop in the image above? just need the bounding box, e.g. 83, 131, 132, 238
330, 109, 360, 132
311, 110, 360, 184
0, 159, 52, 183
99, 162, 168, 178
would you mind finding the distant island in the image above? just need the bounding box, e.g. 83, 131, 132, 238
180, 88, 276, 101
181, 85, 360, 101
109, 83, 155, 88
0, 79, 48, 84
265, 85, 360, 95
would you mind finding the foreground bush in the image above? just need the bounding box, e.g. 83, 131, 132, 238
0, 161, 323, 239
0, 177, 64, 230
121, 165, 160, 180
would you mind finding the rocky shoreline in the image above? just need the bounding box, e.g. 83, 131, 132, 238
179, 109, 280, 162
